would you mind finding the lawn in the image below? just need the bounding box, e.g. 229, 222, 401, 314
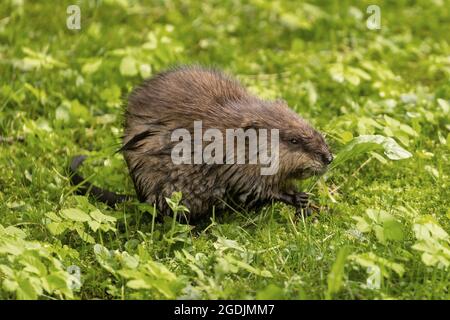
0, 0, 449, 300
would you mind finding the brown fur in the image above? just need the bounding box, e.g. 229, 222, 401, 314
121, 65, 332, 221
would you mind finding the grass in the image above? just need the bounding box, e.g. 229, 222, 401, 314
0, 0, 449, 300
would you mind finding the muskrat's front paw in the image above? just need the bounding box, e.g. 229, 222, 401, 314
293, 192, 309, 208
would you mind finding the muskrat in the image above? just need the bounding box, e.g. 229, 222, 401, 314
70, 65, 333, 221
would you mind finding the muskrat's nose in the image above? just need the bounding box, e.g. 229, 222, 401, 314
322, 153, 333, 165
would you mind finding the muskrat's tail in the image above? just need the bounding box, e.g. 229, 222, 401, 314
69, 155, 130, 207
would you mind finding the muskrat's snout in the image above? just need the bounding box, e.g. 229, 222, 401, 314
315, 138, 333, 169
318, 134, 333, 166
321, 151, 333, 165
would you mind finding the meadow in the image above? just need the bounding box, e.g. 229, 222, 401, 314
0, 0, 449, 299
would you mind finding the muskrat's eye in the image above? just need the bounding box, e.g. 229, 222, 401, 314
290, 138, 299, 144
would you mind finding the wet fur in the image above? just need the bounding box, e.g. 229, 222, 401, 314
119, 65, 332, 221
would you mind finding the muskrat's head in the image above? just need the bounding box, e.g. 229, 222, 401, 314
262, 100, 333, 179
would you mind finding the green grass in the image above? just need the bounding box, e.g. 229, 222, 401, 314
0, 0, 449, 300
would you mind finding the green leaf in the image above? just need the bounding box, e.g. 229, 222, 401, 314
99, 85, 121, 106
45, 273, 69, 292
45, 211, 62, 222
414, 216, 449, 241
333, 134, 412, 168
88, 220, 100, 232
47, 222, 68, 235
352, 216, 371, 233
69, 100, 91, 121
90, 209, 116, 223
139, 63, 152, 78
3, 226, 27, 239
349, 252, 404, 278
55, 105, 70, 122
399, 124, 418, 137
383, 219, 405, 241
374, 225, 386, 243
81, 59, 102, 75
75, 227, 95, 243
366, 208, 393, 224
340, 131, 353, 143
17, 277, 39, 300
437, 98, 449, 113
120, 56, 138, 76
61, 208, 91, 222
126, 279, 150, 289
